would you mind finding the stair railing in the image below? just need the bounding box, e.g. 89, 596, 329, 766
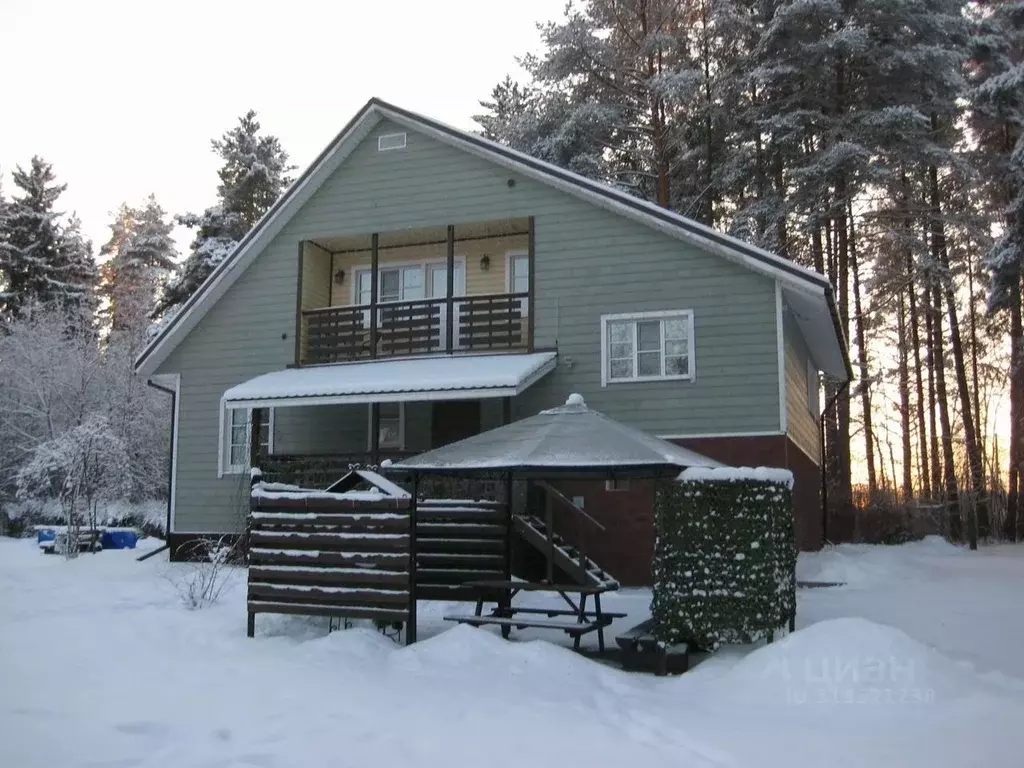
536, 480, 606, 583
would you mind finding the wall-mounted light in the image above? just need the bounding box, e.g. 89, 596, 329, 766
480, 254, 491, 272
334, 269, 346, 284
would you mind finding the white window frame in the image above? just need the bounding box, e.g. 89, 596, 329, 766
600, 310, 695, 386
367, 402, 405, 450
350, 257, 467, 305
377, 132, 407, 151
221, 406, 274, 476
505, 251, 529, 295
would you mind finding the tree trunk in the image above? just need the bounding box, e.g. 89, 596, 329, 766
929, 161, 982, 549
849, 206, 876, 501
1008, 282, 1022, 541
834, 177, 853, 533
897, 288, 914, 503
931, 281, 961, 540
926, 293, 942, 503
901, 174, 930, 499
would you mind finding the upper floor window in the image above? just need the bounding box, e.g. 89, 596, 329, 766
600, 310, 694, 385
225, 407, 273, 474
507, 253, 529, 294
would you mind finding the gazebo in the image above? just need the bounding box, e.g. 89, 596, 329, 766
389, 393, 720, 650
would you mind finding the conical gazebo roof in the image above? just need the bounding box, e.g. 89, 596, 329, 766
389, 394, 723, 479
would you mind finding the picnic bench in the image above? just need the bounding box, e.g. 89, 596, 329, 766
444, 580, 626, 652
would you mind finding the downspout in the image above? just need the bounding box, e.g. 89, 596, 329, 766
820, 381, 851, 546
147, 379, 177, 543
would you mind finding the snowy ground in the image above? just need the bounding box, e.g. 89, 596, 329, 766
2, 536, 1024, 767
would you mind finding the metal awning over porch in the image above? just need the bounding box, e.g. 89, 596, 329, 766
222, 352, 557, 409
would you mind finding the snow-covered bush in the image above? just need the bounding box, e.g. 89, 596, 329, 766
166, 535, 240, 609
651, 467, 796, 649
15, 415, 132, 558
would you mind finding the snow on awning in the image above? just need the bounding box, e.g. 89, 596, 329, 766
222, 352, 557, 409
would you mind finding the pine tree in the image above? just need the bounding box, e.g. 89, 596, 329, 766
154, 111, 293, 318
0, 157, 95, 318
969, 0, 1024, 538
100, 196, 177, 333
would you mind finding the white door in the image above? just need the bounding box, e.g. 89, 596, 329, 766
428, 263, 465, 349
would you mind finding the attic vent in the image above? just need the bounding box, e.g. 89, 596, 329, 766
378, 132, 407, 151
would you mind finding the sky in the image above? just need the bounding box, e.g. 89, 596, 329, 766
0, 0, 564, 256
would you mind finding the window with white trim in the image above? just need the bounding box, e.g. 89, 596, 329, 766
368, 402, 405, 450
507, 253, 529, 294
225, 408, 273, 473
807, 359, 820, 418
601, 310, 694, 385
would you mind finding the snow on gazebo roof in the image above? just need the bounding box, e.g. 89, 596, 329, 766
389, 394, 723, 478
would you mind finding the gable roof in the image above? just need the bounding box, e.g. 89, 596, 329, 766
136, 97, 852, 380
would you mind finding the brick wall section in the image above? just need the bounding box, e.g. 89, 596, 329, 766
548, 435, 823, 587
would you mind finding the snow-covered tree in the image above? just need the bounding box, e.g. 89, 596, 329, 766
0, 157, 96, 318
100, 196, 177, 332
16, 414, 131, 558
155, 111, 293, 318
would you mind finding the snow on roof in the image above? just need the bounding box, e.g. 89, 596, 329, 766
679, 466, 795, 489
222, 352, 557, 407
391, 394, 722, 475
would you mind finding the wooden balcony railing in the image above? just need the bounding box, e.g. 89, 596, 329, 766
301, 292, 530, 365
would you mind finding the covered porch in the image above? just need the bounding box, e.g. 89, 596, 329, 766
222, 352, 557, 487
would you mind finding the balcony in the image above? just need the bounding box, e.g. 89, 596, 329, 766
296, 218, 533, 365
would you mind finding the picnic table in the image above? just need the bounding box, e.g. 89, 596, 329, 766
444, 580, 625, 652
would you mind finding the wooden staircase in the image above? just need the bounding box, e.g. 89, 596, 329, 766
513, 514, 619, 590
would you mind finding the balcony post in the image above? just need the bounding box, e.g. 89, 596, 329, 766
527, 216, 535, 352
446, 224, 455, 352
370, 233, 379, 358
294, 241, 305, 366
249, 407, 264, 476
370, 402, 381, 466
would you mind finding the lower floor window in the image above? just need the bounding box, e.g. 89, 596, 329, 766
226, 408, 273, 473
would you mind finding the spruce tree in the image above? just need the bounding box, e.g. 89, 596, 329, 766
154, 111, 293, 318
100, 196, 177, 332
0, 157, 95, 318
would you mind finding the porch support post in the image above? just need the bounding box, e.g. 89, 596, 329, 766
527, 216, 535, 352
502, 470, 514, 613
370, 402, 381, 466
445, 224, 455, 352
249, 407, 264, 476
369, 233, 379, 359
294, 241, 305, 366
406, 473, 419, 645
502, 396, 512, 426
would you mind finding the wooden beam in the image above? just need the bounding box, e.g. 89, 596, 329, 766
502, 396, 512, 426
527, 216, 536, 352
328, 230, 529, 255
249, 407, 264, 476
370, 403, 381, 466
294, 242, 305, 366
369, 233, 379, 358
407, 473, 419, 645
446, 224, 455, 352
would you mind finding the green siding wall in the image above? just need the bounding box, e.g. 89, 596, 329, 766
157, 117, 781, 533
784, 312, 821, 464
